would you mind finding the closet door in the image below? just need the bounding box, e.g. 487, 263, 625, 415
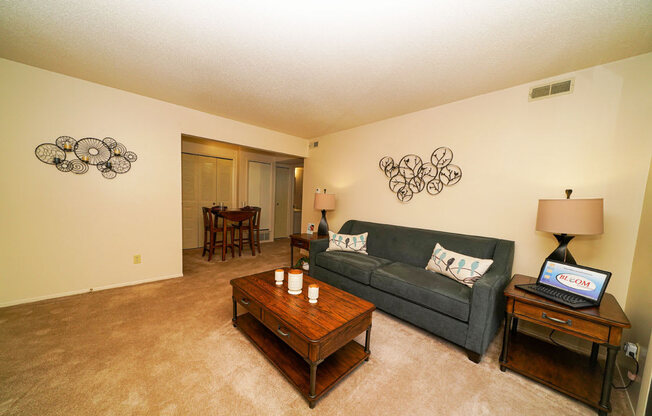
216, 158, 234, 209
274, 166, 290, 238
247, 161, 272, 233
181, 154, 217, 249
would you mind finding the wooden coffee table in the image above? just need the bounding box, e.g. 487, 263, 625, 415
231, 269, 375, 408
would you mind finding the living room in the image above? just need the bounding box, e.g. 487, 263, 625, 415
1, 1, 651, 415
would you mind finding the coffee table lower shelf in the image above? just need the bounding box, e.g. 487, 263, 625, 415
235, 312, 369, 407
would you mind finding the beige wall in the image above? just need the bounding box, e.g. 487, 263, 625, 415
626, 161, 652, 415
0, 58, 307, 306
303, 53, 652, 306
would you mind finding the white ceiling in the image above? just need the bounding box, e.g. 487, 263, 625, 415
1, 1, 651, 138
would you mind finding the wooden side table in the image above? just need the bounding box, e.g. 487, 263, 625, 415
500, 275, 630, 416
289, 233, 327, 267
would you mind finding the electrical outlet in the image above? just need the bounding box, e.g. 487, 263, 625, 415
133, 254, 141, 264
624, 342, 639, 360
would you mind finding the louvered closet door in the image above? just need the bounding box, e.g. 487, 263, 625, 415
216, 158, 234, 209
247, 161, 272, 232
181, 154, 217, 249
274, 166, 290, 238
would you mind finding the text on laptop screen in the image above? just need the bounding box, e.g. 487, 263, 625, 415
538, 261, 607, 301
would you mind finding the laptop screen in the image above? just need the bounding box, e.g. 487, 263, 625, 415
537, 260, 611, 302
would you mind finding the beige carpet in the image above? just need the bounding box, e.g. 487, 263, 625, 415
0, 239, 631, 415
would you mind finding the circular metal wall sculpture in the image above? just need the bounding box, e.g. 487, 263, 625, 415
74, 137, 111, 165
35, 136, 138, 179
379, 147, 462, 202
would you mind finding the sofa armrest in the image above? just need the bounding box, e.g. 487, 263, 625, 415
309, 238, 329, 273
464, 239, 515, 356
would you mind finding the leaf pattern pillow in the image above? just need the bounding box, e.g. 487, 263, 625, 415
326, 231, 368, 255
425, 243, 493, 287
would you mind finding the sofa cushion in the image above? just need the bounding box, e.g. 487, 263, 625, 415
315, 251, 391, 285
371, 262, 472, 322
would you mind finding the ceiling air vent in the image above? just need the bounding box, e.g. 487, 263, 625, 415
529, 79, 574, 101
311, 141, 319, 148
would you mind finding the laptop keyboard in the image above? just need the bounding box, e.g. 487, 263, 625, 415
529, 284, 587, 304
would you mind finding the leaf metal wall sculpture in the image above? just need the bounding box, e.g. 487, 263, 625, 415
379, 147, 461, 202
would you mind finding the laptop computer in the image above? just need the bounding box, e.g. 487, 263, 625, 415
515, 260, 611, 308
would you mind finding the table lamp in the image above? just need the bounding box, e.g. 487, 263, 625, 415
535, 189, 603, 264
314, 192, 336, 236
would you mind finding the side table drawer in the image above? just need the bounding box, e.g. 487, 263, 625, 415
292, 238, 310, 250
263, 312, 310, 358
514, 301, 609, 343
233, 288, 262, 320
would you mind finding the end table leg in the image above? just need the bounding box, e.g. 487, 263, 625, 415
511, 317, 519, 334
232, 296, 237, 327
309, 362, 318, 399
364, 325, 372, 360
599, 346, 617, 414
500, 313, 512, 371
590, 342, 599, 366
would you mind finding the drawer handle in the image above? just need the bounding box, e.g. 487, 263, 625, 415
542, 312, 572, 326
240, 298, 250, 306
277, 326, 290, 337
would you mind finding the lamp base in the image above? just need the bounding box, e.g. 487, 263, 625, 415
546, 234, 577, 265
317, 210, 329, 236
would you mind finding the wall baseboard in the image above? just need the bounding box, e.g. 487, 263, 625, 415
0, 273, 184, 308
616, 361, 637, 416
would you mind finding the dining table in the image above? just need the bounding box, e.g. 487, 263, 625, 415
211, 207, 256, 261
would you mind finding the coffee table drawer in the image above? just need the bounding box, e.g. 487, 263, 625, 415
233, 288, 262, 320
263, 312, 310, 357
514, 301, 609, 342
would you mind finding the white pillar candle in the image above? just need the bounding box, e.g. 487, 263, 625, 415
308, 284, 319, 304
274, 269, 284, 286
287, 269, 303, 295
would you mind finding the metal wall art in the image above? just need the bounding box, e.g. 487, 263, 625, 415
379, 147, 462, 202
35, 136, 138, 179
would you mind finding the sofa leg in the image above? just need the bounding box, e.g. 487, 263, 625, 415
467, 350, 482, 363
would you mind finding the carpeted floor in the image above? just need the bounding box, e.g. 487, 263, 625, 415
0, 239, 631, 415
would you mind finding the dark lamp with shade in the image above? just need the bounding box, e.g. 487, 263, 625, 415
536, 189, 603, 264
314, 193, 335, 236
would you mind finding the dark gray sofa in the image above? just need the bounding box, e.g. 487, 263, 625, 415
309, 220, 514, 362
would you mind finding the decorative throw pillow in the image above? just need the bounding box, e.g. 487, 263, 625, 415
425, 243, 493, 288
326, 231, 368, 255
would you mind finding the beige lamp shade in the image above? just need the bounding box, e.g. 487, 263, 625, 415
314, 193, 335, 211
536, 198, 604, 235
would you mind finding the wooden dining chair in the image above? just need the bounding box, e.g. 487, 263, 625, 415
231, 206, 262, 256
202, 207, 233, 261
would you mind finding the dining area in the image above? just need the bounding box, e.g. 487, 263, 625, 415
201, 205, 262, 262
